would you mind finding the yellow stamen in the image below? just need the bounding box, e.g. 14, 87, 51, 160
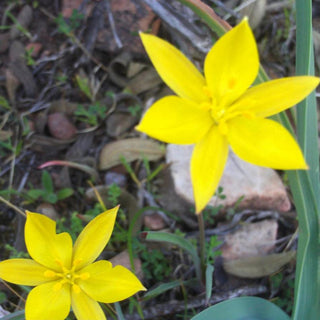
44, 270, 56, 278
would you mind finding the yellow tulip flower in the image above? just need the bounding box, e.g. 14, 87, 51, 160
136, 19, 319, 213
0, 207, 146, 320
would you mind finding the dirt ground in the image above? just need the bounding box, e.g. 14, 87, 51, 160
0, 0, 319, 319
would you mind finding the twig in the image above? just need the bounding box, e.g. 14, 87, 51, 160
0, 196, 25, 217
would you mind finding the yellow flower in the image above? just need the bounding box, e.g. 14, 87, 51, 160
136, 19, 319, 214
0, 207, 146, 320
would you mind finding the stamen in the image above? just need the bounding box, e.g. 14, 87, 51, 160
72, 259, 83, 271
44, 270, 57, 278
79, 272, 90, 280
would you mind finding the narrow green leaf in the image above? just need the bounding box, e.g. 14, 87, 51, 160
290, 1, 320, 319
114, 302, 125, 320
142, 280, 183, 301
205, 264, 214, 303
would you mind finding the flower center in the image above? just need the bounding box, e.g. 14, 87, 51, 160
44, 260, 90, 293
202, 85, 255, 135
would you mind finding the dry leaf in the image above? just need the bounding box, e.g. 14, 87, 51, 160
238, 0, 267, 29
99, 138, 165, 170
223, 251, 296, 278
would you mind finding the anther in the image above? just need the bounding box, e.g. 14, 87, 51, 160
44, 270, 57, 278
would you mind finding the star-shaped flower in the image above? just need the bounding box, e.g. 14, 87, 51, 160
0, 207, 146, 320
136, 19, 319, 213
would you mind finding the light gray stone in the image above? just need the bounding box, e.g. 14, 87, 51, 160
166, 144, 291, 212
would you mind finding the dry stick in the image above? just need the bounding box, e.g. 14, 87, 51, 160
0, 280, 26, 304
0, 196, 25, 217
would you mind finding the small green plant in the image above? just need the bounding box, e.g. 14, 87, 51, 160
75, 102, 107, 126
55, 9, 84, 36
106, 183, 122, 207
26, 170, 73, 204
205, 235, 222, 265
134, 240, 172, 282
56, 211, 84, 242
25, 47, 35, 66
270, 273, 294, 314
55, 73, 68, 84
128, 104, 142, 117
4, 244, 30, 259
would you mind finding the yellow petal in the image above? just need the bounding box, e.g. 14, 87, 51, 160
78, 260, 146, 303
227, 117, 308, 169
191, 126, 229, 214
204, 19, 259, 107
25, 281, 71, 320
73, 207, 118, 270
0, 259, 54, 286
136, 96, 212, 144
71, 288, 106, 320
140, 32, 206, 103
231, 76, 320, 117
25, 211, 73, 271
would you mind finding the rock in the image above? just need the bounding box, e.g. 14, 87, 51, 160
104, 171, 127, 188
48, 113, 77, 140
221, 219, 278, 261
165, 144, 291, 213
144, 213, 166, 230
109, 250, 143, 280
36, 203, 59, 221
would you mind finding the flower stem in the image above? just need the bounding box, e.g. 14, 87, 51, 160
197, 211, 206, 283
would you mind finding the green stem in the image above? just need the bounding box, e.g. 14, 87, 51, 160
197, 211, 206, 283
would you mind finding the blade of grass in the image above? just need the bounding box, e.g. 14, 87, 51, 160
289, 1, 320, 319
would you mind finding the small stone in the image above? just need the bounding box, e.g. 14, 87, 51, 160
110, 250, 143, 280
166, 145, 291, 213
36, 203, 59, 221
48, 113, 77, 140
144, 213, 166, 230
105, 171, 127, 188
221, 219, 278, 261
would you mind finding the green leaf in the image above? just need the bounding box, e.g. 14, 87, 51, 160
142, 280, 184, 301
41, 170, 54, 193
142, 231, 201, 281
191, 296, 290, 320
27, 189, 45, 200
44, 193, 57, 204
288, 1, 320, 319
205, 264, 214, 303
57, 188, 74, 200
